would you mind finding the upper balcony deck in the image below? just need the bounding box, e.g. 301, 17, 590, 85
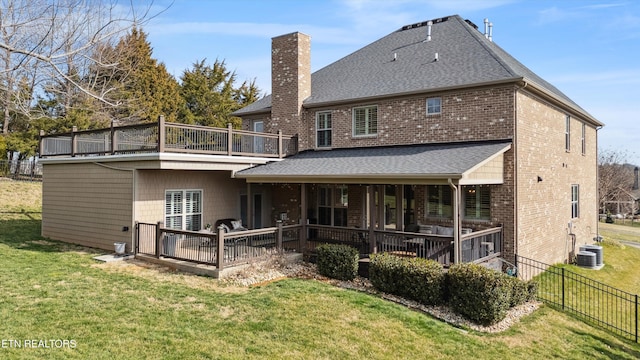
39, 117, 298, 159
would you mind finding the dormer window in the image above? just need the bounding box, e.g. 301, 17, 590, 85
427, 97, 441, 115
353, 105, 377, 137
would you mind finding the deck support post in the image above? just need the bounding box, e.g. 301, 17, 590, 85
300, 183, 307, 252
369, 185, 376, 254
217, 225, 226, 271
449, 179, 461, 264
276, 220, 283, 252
157, 115, 165, 152
227, 123, 233, 156
155, 221, 163, 259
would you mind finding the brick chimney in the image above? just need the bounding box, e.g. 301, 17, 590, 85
634, 167, 639, 190
271, 32, 311, 141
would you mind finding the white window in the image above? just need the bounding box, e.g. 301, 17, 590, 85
581, 123, 586, 155
565, 115, 571, 151
165, 190, 202, 231
353, 106, 377, 136
463, 185, 490, 220
571, 184, 579, 218
316, 111, 332, 147
253, 120, 264, 153
427, 97, 441, 115
426, 185, 452, 218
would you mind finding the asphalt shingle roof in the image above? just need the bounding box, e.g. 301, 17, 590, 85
234, 15, 595, 122
235, 140, 511, 181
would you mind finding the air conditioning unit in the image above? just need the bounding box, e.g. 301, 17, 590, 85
576, 251, 596, 268
580, 244, 603, 266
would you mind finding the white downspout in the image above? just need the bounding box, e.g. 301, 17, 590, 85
448, 178, 460, 264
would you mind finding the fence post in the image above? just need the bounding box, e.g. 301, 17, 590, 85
227, 123, 233, 156
636, 294, 638, 343
134, 221, 139, 254
110, 120, 117, 154
157, 115, 165, 153
276, 220, 283, 252
562, 268, 565, 310
155, 221, 163, 259
71, 126, 78, 157
278, 130, 283, 158
217, 225, 225, 271
39, 130, 45, 158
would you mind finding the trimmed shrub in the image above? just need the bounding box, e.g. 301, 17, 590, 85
526, 280, 538, 302
446, 263, 511, 325
369, 253, 403, 295
369, 253, 445, 305
506, 276, 529, 307
316, 244, 359, 281
397, 256, 445, 305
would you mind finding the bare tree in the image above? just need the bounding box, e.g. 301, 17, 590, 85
598, 148, 634, 214
0, 0, 161, 135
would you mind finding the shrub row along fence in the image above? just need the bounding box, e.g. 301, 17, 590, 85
516, 255, 638, 343
0, 160, 42, 181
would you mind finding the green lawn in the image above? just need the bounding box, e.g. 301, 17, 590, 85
1, 180, 640, 359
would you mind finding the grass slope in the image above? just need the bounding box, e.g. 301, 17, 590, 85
1, 180, 639, 359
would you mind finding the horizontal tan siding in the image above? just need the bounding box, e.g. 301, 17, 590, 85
42, 163, 134, 251
135, 170, 247, 229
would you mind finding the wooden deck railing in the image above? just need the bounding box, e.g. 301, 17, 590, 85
304, 224, 501, 265
136, 222, 501, 270
461, 227, 503, 263
135, 221, 301, 270
40, 116, 298, 159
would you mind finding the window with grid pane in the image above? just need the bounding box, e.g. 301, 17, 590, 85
165, 189, 202, 231
318, 185, 348, 226
352, 106, 377, 136
316, 111, 332, 147
427, 97, 441, 115
565, 115, 571, 151
464, 185, 490, 220
571, 184, 579, 218
426, 185, 452, 218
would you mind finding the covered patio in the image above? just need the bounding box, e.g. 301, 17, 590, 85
237, 140, 511, 265
134, 140, 511, 274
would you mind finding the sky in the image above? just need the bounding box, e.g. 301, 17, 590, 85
143, 0, 640, 163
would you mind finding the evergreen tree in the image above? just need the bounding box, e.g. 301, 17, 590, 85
179, 59, 261, 128
107, 28, 184, 124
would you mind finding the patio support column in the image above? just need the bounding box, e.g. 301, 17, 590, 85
300, 183, 307, 251
449, 179, 461, 264
395, 185, 403, 230
247, 183, 253, 229
369, 185, 376, 254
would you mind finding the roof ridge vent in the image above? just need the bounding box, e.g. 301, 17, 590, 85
465, 19, 478, 30
400, 16, 449, 32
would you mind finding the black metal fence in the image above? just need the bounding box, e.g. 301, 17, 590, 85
0, 160, 42, 181
517, 255, 638, 343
